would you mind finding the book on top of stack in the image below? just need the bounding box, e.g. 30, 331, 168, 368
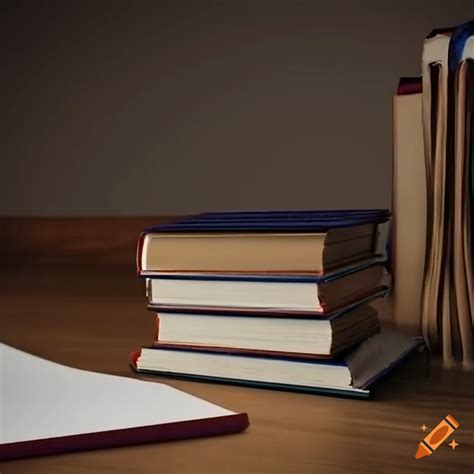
131, 209, 422, 398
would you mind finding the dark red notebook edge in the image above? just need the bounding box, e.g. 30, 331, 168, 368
1, 355, 249, 462
0, 414, 249, 462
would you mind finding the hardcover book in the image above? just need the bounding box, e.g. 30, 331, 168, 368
137, 210, 390, 275
392, 77, 426, 333
152, 303, 380, 358
132, 329, 423, 398
146, 263, 388, 315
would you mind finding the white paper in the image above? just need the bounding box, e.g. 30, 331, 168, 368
0, 343, 233, 444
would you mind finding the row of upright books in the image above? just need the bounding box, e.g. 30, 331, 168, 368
392, 20, 474, 367
132, 209, 420, 397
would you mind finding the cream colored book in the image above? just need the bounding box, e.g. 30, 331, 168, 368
137, 211, 390, 275
392, 85, 426, 333
139, 226, 377, 274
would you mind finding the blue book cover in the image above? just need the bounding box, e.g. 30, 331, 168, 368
143, 209, 390, 233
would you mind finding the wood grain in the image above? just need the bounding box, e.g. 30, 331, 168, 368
0, 216, 180, 265
1, 265, 473, 474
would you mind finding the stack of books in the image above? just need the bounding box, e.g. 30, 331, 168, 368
132, 210, 421, 397
392, 20, 474, 367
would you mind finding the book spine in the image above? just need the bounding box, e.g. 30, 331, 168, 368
135, 232, 147, 274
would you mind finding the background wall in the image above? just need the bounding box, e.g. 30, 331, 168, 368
2, 0, 473, 216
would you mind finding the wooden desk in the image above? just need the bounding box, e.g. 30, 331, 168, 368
1, 265, 473, 474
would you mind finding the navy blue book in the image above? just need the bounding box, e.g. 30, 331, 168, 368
132, 329, 423, 398
137, 209, 390, 276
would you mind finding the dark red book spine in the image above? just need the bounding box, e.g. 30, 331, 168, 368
397, 77, 422, 95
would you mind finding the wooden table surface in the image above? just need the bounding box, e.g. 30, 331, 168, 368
1, 265, 473, 474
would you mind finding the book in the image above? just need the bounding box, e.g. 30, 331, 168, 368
397, 76, 423, 95
453, 27, 474, 366
419, 21, 474, 367
137, 210, 389, 275
450, 55, 474, 365
463, 56, 474, 335
152, 303, 379, 358
132, 328, 423, 398
420, 26, 453, 348
0, 343, 249, 461
146, 263, 388, 315
391, 78, 426, 333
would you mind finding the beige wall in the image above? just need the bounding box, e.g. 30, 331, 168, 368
2, 1, 473, 215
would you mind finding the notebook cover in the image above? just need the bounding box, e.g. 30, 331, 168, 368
0, 412, 249, 462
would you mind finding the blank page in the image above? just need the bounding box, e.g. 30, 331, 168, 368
0, 343, 234, 445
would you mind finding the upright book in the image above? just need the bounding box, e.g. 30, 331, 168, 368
420, 26, 453, 347
391, 77, 426, 333
419, 21, 474, 366
450, 29, 474, 364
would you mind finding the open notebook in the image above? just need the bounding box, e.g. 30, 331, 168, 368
0, 344, 249, 461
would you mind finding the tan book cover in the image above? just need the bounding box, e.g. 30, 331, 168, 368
391, 91, 426, 333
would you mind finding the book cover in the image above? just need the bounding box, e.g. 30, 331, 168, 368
143, 209, 390, 233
